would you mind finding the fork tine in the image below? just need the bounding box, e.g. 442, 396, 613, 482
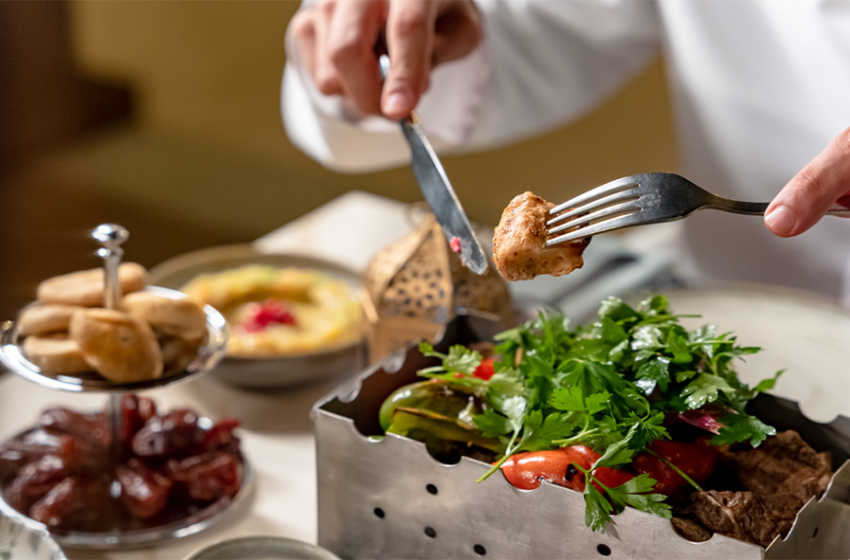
545, 210, 647, 246
548, 176, 640, 216
547, 187, 640, 227
547, 200, 641, 236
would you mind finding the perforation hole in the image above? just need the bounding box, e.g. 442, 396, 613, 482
424, 527, 437, 538
474, 544, 487, 556
597, 544, 611, 556
373, 508, 385, 519
426, 484, 438, 495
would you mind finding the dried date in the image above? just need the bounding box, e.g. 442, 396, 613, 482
132, 409, 207, 458
116, 458, 173, 519
165, 452, 242, 502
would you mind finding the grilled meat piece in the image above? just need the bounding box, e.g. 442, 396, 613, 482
493, 192, 589, 281
731, 430, 832, 500
671, 516, 713, 543
689, 430, 832, 547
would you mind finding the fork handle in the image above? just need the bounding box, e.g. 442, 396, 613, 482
711, 196, 850, 217
708, 196, 768, 215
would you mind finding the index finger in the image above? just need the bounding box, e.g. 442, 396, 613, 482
383, 0, 438, 118
326, 0, 388, 115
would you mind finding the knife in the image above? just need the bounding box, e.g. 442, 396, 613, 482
379, 55, 489, 276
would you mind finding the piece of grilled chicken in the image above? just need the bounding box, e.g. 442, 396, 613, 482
492, 191, 590, 281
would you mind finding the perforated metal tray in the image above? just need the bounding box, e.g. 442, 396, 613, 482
313, 314, 850, 560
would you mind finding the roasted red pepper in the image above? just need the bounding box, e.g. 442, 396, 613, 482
501, 445, 633, 492
631, 439, 718, 495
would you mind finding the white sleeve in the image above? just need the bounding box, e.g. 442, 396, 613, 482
281, 0, 661, 172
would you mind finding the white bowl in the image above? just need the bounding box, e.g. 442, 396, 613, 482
0, 512, 65, 560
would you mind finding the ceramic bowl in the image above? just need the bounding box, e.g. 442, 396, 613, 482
0, 512, 65, 560
184, 536, 340, 560
149, 245, 366, 389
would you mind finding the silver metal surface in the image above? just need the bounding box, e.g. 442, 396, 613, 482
547, 172, 850, 245
91, 223, 129, 310
91, 223, 131, 472
379, 55, 488, 276
0, 286, 229, 393
183, 536, 340, 560
313, 314, 850, 560
0, 428, 254, 549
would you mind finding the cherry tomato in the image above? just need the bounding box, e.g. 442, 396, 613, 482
632, 439, 718, 495
473, 358, 495, 380
501, 445, 632, 492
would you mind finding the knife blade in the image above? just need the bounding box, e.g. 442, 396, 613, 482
379, 55, 489, 276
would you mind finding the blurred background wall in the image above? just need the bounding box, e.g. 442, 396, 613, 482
0, 0, 678, 320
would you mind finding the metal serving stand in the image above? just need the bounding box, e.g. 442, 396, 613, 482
312, 314, 850, 560
0, 224, 253, 549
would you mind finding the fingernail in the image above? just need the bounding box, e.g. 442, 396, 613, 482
765, 205, 796, 235
383, 91, 410, 116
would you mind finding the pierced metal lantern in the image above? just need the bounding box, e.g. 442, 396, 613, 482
361, 214, 514, 363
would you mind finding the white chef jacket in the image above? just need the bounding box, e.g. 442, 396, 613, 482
282, 0, 850, 304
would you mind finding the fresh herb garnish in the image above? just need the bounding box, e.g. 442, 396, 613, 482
414, 295, 779, 532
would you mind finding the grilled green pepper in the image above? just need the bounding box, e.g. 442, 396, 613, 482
379, 380, 505, 456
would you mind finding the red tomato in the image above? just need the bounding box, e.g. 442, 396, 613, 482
473, 358, 495, 380
631, 439, 718, 495
500, 446, 632, 492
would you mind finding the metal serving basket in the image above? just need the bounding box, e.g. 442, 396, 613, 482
312, 315, 850, 560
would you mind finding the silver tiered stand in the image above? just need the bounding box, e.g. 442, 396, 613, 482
0, 224, 251, 549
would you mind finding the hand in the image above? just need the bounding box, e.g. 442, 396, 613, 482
289, 0, 482, 118
765, 126, 850, 237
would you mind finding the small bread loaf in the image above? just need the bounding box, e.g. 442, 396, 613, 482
159, 335, 204, 373
69, 308, 163, 383
37, 263, 148, 307
23, 334, 90, 374
121, 292, 207, 340
18, 304, 84, 336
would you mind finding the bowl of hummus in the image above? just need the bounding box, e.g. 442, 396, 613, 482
149, 245, 364, 388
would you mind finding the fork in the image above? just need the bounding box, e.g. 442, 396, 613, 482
546, 172, 850, 246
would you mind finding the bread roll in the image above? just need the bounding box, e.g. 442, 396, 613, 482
121, 292, 207, 340
69, 308, 163, 383
37, 263, 148, 307
18, 304, 83, 336
23, 334, 90, 374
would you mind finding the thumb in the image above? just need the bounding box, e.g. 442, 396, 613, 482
765, 127, 850, 237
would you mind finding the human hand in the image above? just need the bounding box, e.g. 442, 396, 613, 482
765, 126, 850, 237
289, 0, 482, 118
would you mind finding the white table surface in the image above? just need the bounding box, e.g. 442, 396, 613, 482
2, 190, 849, 559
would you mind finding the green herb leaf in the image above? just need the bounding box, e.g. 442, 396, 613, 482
635, 358, 671, 394
474, 409, 513, 438
711, 412, 776, 447
584, 484, 614, 533
681, 373, 735, 409
754, 370, 784, 393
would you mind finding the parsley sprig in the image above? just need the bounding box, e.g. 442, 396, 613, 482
415, 295, 780, 531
